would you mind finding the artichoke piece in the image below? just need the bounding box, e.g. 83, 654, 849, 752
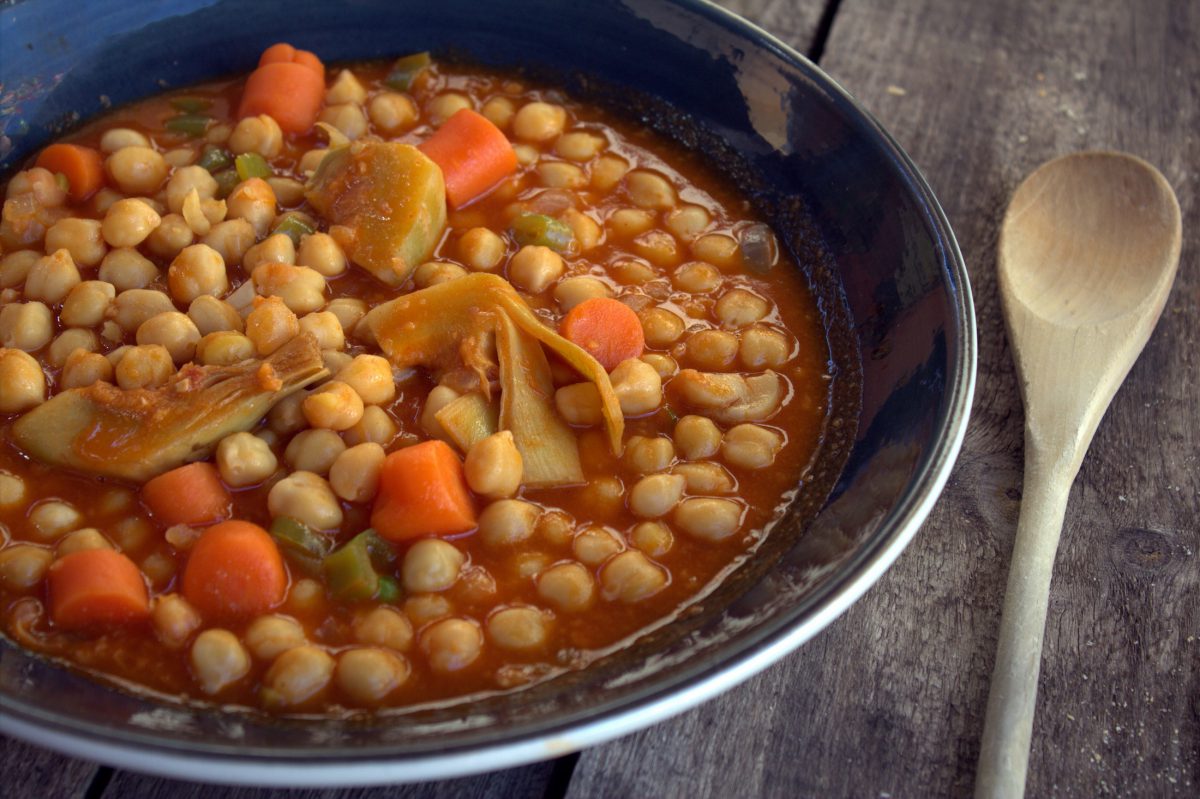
305, 140, 446, 287
435, 392, 499, 453
12, 333, 327, 483
364, 272, 623, 454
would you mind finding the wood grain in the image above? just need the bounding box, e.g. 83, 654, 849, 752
566, 0, 1199, 796
0, 736, 98, 799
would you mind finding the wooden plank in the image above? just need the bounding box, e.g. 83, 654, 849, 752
566, 0, 1199, 796
0, 735, 100, 799
96, 761, 559, 799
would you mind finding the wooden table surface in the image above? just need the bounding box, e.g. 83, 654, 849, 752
4, 0, 1196, 796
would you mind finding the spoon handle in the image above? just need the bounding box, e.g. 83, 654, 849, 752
975, 458, 1076, 799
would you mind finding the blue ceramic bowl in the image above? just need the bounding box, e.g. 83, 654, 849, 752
0, 0, 975, 785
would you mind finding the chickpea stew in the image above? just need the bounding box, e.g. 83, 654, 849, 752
0, 44, 837, 713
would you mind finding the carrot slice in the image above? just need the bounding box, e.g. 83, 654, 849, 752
48, 549, 150, 630
418, 108, 518, 209
35, 143, 104, 201
182, 520, 288, 619
238, 43, 326, 134
371, 441, 477, 541
559, 297, 646, 371
142, 462, 231, 527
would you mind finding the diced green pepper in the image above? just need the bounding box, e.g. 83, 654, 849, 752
360, 529, 397, 572
375, 576, 401, 603
235, 152, 272, 181
384, 51, 432, 91
270, 517, 332, 577
165, 114, 213, 138
272, 213, 316, 247
510, 213, 575, 253
322, 534, 379, 602
212, 168, 240, 198
170, 96, 211, 114
53, 172, 70, 193
197, 145, 233, 173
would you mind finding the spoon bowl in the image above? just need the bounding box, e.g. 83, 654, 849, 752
976, 151, 1181, 799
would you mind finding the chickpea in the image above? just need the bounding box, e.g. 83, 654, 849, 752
244, 233, 296, 273
59, 280, 115, 328
671, 262, 722, 296
554, 382, 603, 426
325, 297, 367, 332
536, 161, 587, 189
572, 526, 623, 566
25, 249, 81, 306
329, 442, 386, 503
61, 350, 113, 388
691, 233, 740, 270
245, 296, 299, 356
553, 275, 611, 312
335, 354, 394, 406
536, 562, 595, 612
6, 166, 66, 207
512, 143, 538, 166
47, 328, 98, 367
196, 331, 255, 366
665, 205, 712, 241
227, 178, 277, 237
420, 384, 460, 439
554, 131, 605, 162
143, 213, 194, 260
478, 499, 540, 548
740, 325, 791, 369
262, 645, 335, 706
298, 148, 330, 175
535, 510, 575, 549
302, 380, 364, 431
296, 232, 346, 277
0, 250, 39, 289
100, 198, 161, 248
99, 128, 150, 153
623, 435, 675, 474
628, 473, 686, 519
353, 606, 413, 651
298, 311, 344, 351
626, 169, 677, 210
513, 102, 567, 142
267, 390, 309, 435
722, 423, 784, 470
486, 606, 551, 651
268, 471, 343, 530
99, 247, 158, 290
115, 344, 174, 389
367, 92, 418, 135
456, 227, 506, 271
0, 302, 52, 351
0, 349, 45, 412
188, 628, 251, 694
136, 311, 200, 364
715, 288, 770, 327
402, 539, 466, 593
215, 431, 278, 487
631, 229, 680, 268
0, 471, 25, 511
229, 114, 283, 157
611, 358, 662, 416
165, 165, 219, 214
202, 218, 256, 267
508, 245, 564, 294
420, 617, 484, 673
640, 307, 685, 347
579, 476, 625, 519
610, 259, 657, 286
55, 528, 112, 558
642, 353, 678, 380
337, 648, 409, 704
151, 593, 201, 648
425, 92, 471, 126
244, 614, 307, 661
319, 103, 368, 139
465, 431, 523, 499
253, 262, 326, 314
481, 96, 515, 130
674, 497, 744, 541
187, 296, 242, 336
167, 243, 228, 304
0, 544, 53, 590
591, 153, 630, 192
630, 521, 673, 558
343, 405, 398, 447
284, 428, 346, 475
110, 288, 174, 333
105, 146, 168, 195
600, 550, 668, 603
673, 415, 723, 460
685, 329, 738, 370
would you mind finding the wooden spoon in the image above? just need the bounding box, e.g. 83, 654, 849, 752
975, 152, 1182, 798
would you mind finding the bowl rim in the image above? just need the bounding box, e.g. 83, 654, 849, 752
0, 0, 977, 785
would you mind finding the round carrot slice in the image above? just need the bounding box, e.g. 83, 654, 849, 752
559, 297, 645, 371
182, 520, 287, 620
48, 549, 150, 630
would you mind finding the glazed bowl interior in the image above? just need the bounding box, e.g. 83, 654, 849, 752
0, 0, 974, 783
